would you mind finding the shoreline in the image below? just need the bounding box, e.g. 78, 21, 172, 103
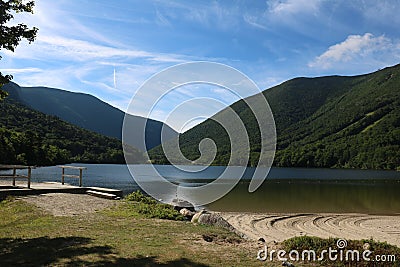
2, 180, 399, 248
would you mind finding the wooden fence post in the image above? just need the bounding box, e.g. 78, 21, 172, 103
12, 167, 16, 186
79, 168, 83, 187
27, 167, 31, 189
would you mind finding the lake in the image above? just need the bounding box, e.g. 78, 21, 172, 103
10, 164, 400, 214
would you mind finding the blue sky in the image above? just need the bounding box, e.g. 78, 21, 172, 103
1, 0, 400, 132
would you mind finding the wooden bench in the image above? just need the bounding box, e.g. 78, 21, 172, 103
0, 165, 34, 188
58, 165, 87, 187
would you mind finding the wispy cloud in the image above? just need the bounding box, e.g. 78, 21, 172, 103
267, 0, 321, 15
154, 0, 241, 31
155, 9, 172, 27
13, 67, 76, 89
309, 33, 400, 69
356, 0, 400, 26
0, 67, 42, 74
5, 35, 188, 64
240, 0, 323, 36
243, 14, 267, 30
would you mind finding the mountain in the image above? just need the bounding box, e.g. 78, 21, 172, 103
149, 64, 400, 170
0, 97, 145, 166
2, 83, 178, 151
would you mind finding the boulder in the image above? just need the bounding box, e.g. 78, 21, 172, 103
179, 208, 195, 217
197, 213, 235, 231
172, 198, 195, 212
195, 212, 248, 239
191, 209, 206, 223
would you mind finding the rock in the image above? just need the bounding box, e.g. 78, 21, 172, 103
179, 208, 195, 217
191, 209, 206, 223
282, 261, 295, 267
198, 213, 235, 232
172, 198, 195, 212
363, 243, 370, 250
192, 211, 248, 239
202, 234, 214, 242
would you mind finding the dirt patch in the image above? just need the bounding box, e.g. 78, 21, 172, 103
18, 193, 118, 216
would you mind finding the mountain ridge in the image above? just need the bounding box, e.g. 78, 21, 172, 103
0, 98, 145, 165
2, 82, 178, 151
149, 64, 400, 170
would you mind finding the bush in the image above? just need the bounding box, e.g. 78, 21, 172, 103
124, 190, 157, 204
124, 191, 184, 221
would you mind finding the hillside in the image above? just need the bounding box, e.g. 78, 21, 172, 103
2, 83, 178, 151
0, 98, 145, 166
149, 64, 400, 170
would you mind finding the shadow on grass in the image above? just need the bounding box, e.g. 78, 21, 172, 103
0, 236, 210, 266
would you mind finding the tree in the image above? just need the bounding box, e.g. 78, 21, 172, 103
0, 0, 38, 99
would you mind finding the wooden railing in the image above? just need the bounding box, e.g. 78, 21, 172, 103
58, 165, 87, 187
0, 165, 34, 188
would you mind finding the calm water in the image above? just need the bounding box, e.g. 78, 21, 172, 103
8, 164, 400, 214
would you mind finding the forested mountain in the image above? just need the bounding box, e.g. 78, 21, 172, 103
149, 64, 400, 170
2, 83, 178, 151
0, 98, 145, 166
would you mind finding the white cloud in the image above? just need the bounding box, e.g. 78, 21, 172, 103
241, 0, 323, 33
267, 0, 320, 15
6, 35, 188, 64
309, 33, 400, 69
13, 67, 75, 89
356, 1, 400, 26
0, 67, 42, 74
155, 1, 240, 31
243, 14, 267, 30
155, 9, 172, 27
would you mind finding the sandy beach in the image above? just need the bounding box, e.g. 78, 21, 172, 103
16, 191, 400, 248
220, 212, 400, 247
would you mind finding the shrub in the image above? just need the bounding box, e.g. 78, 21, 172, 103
124, 190, 157, 204
124, 191, 184, 221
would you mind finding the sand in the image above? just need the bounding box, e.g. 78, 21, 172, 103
0, 180, 118, 216
220, 212, 400, 247
17, 193, 117, 216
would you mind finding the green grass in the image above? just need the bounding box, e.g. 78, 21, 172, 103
122, 191, 185, 221
2, 196, 398, 266
0, 197, 260, 266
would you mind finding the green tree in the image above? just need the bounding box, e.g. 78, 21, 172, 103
0, 0, 38, 99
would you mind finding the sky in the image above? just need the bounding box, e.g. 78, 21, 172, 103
1, 0, 400, 132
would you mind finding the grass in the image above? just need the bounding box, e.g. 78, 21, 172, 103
1, 195, 398, 266
122, 190, 185, 221
282, 236, 400, 266
0, 196, 260, 266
